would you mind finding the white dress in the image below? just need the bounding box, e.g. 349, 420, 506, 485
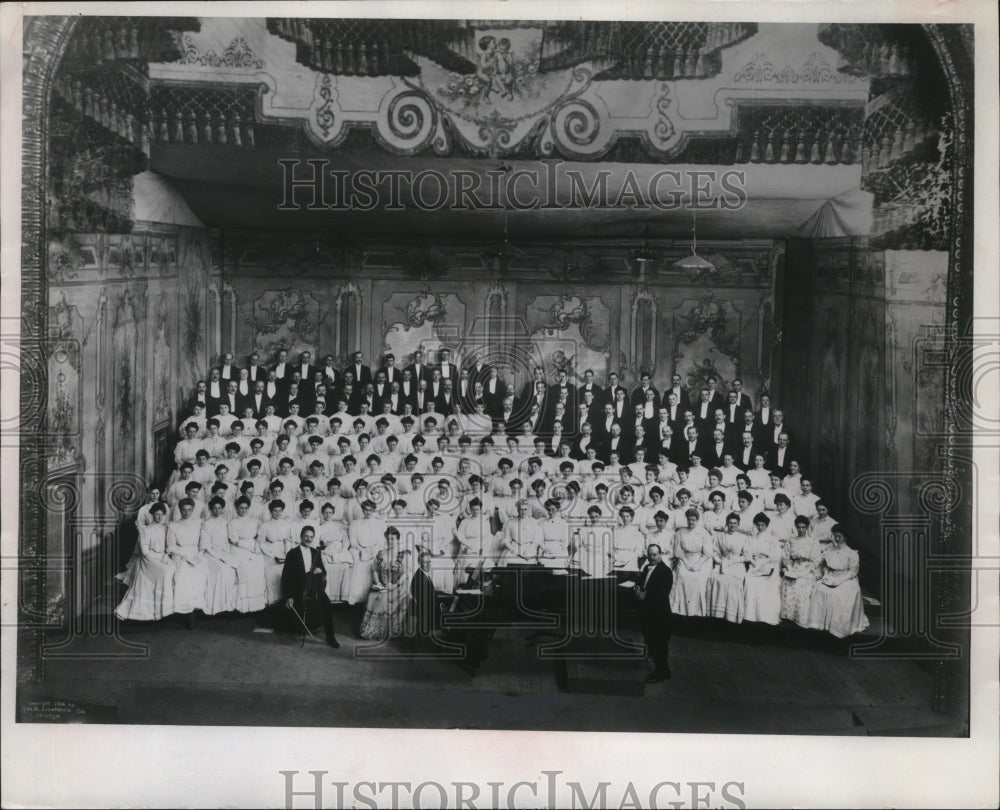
258, 518, 293, 604
807, 544, 870, 638
317, 520, 353, 602
670, 526, 713, 617
199, 517, 239, 615
167, 517, 208, 614
347, 518, 384, 604
115, 522, 176, 621
706, 529, 747, 623
743, 531, 782, 625
227, 515, 268, 613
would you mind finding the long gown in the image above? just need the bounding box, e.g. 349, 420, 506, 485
227, 515, 268, 613
359, 553, 411, 640
780, 534, 821, 626
347, 517, 384, 604
166, 516, 208, 614
317, 520, 353, 602
115, 522, 176, 621
705, 529, 747, 623
199, 516, 239, 614
571, 522, 613, 577
743, 530, 782, 625
807, 544, 870, 638
258, 518, 293, 604
422, 512, 457, 593
670, 525, 714, 616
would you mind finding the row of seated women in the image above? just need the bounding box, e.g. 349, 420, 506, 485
669, 509, 869, 638
115, 483, 868, 639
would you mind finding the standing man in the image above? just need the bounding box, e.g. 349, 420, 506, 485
245, 352, 265, 384
665, 372, 690, 411
218, 351, 240, 384
634, 543, 673, 682
406, 348, 433, 386
436, 347, 459, 383
348, 350, 372, 387
296, 351, 319, 386
282, 525, 341, 648
379, 352, 402, 386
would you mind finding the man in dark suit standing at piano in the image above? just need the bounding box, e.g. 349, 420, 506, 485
635, 542, 673, 682
282, 525, 340, 648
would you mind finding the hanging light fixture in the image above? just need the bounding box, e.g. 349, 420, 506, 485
671, 210, 716, 273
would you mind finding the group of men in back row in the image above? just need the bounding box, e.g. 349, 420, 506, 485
182, 348, 798, 476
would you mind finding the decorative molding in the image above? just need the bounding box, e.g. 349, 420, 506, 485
734, 51, 865, 84
178, 33, 265, 69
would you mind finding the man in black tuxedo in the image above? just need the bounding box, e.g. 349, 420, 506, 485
753, 394, 774, 441
731, 378, 754, 413
281, 525, 340, 648
217, 351, 240, 383
760, 409, 791, 449
570, 420, 599, 460
248, 380, 271, 419
466, 357, 492, 392
548, 369, 577, 416
765, 432, 793, 478
663, 391, 683, 431
245, 352, 265, 384
704, 428, 728, 470
693, 388, 717, 433
186, 380, 209, 418
436, 380, 457, 416
378, 352, 403, 386
405, 349, 433, 386
635, 542, 673, 682
734, 431, 760, 471
599, 371, 628, 408
723, 391, 748, 446
611, 387, 630, 424
435, 347, 459, 384
517, 366, 547, 407
347, 350, 372, 387
272, 349, 291, 390
482, 368, 506, 418
630, 371, 660, 413
675, 425, 704, 467
320, 354, 341, 389
410, 552, 442, 640
206, 368, 225, 416
372, 370, 391, 409
428, 368, 445, 403
220, 380, 240, 417
664, 372, 691, 412
705, 376, 727, 413
291, 351, 316, 387
578, 368, 603, 404
594, 401, 618, 446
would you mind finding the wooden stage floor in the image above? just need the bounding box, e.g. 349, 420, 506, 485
19, 602, 965, 737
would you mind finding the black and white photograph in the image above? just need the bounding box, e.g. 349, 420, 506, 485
1, 2, 997, 808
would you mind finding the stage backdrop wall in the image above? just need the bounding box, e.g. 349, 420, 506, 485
781, 238, 947, 578
45, 223, 214, 621
217, 233, 783, 404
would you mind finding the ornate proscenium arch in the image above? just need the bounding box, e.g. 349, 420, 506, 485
18, 18, 975, 722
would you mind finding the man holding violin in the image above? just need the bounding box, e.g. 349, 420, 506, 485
282, 525, 341, 648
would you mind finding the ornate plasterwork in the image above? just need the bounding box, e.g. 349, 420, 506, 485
178, 33, 265, 69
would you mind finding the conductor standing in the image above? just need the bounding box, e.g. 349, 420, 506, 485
635, 543, 673, 682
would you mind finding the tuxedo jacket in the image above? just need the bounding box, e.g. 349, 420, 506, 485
467, 363, 493, 387
294, 363, 320, 385
599, 385, 629, 408
630, 386, 661, 413
217, 364, 241, 383
435, 362, 459, 383
404, 363, 433, 385
765, 446, 793, 478
281, 545, 326, 610
664, 386, 691, 412
379, 365, 403, 386
347, 364, 372, 387
636, 559, 673, 624
734, 392, 754, 413
245, 365, 266, 384
703, 441, 729, 470
321, 366, 342, 388
734, 444, 762, 472
435, 392, 457, 416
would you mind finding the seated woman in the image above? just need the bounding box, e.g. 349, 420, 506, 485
743, 513, 781, 626
705, 513, 748, 623
115, 502, 175, 621
807, 524, 870, 638
199, 497, 239, 615
669, 508, 713, 617
166, 498, 209, 624
701, 490, 728, 533
779, 515, 821, 627
359, 526, 412, 641
258, 499, 293, 605
227, 496, 268, 613
569, 505, 613, 576
768, 493, 797, 542
645, 510, 675, 566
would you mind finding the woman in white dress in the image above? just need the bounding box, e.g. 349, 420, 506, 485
569, 505, 613, 577
453, 498, 490, 588
258, 499, 293, 605
347, 499, 384, 604
669, 508, 713, 617
497, 499, 541, 566
120, 483, 162, 588
706, 513, 748, 623
316, 502, 353, 602
745, 454, 771, 491
115, 502, 175, 621
199, 497, 239, 615
807, 525, 870, 638
166, 498, 208, 621
645, 511, 675, 569
779, 515, 821, 627
768, 494, 797, 542
743, 512, 782, 625
227, 497, 268, 613
611, 506, 646, 574
701, 490, 728, 533
417, 497, 457, 593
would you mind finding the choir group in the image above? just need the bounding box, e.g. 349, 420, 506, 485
114, 347, 870, 641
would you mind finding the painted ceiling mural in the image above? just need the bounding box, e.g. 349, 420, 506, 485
150, 18, 868, 161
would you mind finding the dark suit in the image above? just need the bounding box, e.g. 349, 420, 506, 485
245, 364, 266, 384
630, 386, 660, 413
218, 363, 241, 383
435, 362, 459, 384
733, 392, 754, 413
410, 566, 440, 638
404, 363, 433, 385
467, 363, 492, 387
281, 544, 338, 643
664, 385, 691, 412
483, 377, 506, 419
752, 409, 774, 444
704, 440, 728, 470
636, 558, 672, 678
247, 392, 271, 420
295, 363, 319, 386
379, 365, 403, 386
348, 363, 372, 387
599, 384, 628, 408
436, 391, 457, 416
765, 445, 793, 479
734, 443, 760, 472
320, 366, 342, 388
